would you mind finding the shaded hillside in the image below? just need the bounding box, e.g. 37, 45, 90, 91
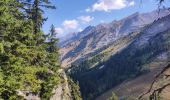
69, 32, 139, 74
96, 59, 169, 100
68, 14, 170, 100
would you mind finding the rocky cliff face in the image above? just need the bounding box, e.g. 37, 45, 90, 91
135, 14, 170, 47
18, 69, 72, 100
50, 69, 72, 100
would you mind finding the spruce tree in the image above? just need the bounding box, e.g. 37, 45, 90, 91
0, 0, 60, 99
19, 0, 56, 34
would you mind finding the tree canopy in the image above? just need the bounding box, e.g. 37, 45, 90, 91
0, 0, 60, 99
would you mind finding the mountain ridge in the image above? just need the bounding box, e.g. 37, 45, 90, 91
69, 14, 170, 100
60, 9, 170, 68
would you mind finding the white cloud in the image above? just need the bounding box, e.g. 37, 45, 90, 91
55, 15, 94, 38
55, 27, 64, 34
85, 8, 91, 12
128, 1, 135, 6
87, 0, 135, 12
62, 19, 79, 30
78, 28, 83, 32
78, 16, 94, 23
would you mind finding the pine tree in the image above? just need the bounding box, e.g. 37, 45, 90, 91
0, 0, 60, 99
68, 77, 82, 100
19, 0, 56, 34
47, 24, 58, 53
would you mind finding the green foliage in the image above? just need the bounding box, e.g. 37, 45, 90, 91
108, 92, 118, 100
68, 77, 82, 100
0, 0, 60, 99
19, 0, 56, 34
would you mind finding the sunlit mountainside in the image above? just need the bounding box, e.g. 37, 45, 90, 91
0, 0, 170, 100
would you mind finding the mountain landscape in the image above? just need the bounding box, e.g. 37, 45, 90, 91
60, 9, 170, 68
1, 0, 170, 100
60, 9, 170, 100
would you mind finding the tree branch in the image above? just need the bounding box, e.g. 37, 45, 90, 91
138, 64, 170, 99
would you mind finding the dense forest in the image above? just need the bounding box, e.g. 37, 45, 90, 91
0, 0, 83, 99
0, 0, 60, 99
69, 29, 170, 100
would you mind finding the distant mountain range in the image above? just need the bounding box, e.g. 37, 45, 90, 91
59, 26, 95, 47
60, 9, 170, 68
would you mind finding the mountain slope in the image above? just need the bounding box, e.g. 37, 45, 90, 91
60, 9, 170, 68
59, 26, 95, 47
96, 57, 169, 100
69, 14, 170, 100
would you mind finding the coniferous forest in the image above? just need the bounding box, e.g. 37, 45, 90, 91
0, 0, 61, 99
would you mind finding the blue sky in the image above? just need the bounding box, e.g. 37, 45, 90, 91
42, 0, 170, 38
